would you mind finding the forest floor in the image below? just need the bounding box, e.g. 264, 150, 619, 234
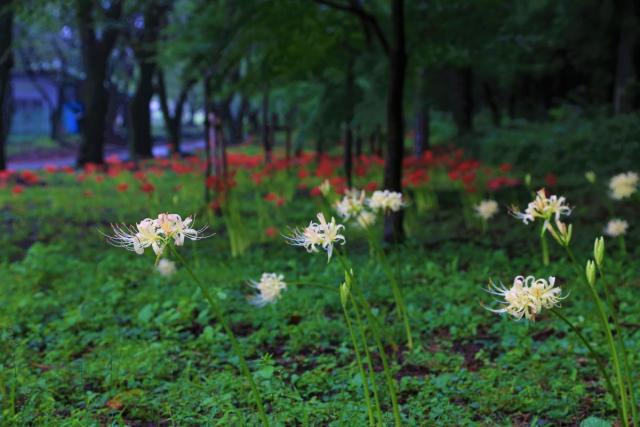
0, 140, 638, 426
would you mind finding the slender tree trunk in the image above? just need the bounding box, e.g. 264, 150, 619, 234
483, 81, 501, 127
157, 71, 193, 154
414, 67, 430, 156
203, 77, 212, 202
129, 62, 155, 159
76, 0, 122, 166
355, 126, 363, 157
261, 90, 271, 163
613, 0, 638, 114
344, 56, 355, 187
0, 0, 13, 171
451, 66, 474, 135
383, 0, 407, 242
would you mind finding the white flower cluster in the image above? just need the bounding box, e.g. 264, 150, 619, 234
604, 219, 628, 237
474, 199, 499, 221
609, 172, 638, 200
107, 213, 208, 256
334, 189, 377, 229
249, 273, 287, 306
367, 190, 405, 213
286, 213, 346, 261
486, 275, 565, 321
511, 189, 571, 225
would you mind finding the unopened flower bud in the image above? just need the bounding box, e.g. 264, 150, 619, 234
585, 171, 596, 184
593, 237, 605, 268
586, 260, 596, 287
339, 282, 350, 307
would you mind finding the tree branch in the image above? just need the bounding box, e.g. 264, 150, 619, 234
313, 0, 390, 55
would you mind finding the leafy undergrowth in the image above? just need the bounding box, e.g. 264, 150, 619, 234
0, 151, 638, 426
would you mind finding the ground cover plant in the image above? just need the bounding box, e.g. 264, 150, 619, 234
0, 131, 638, 426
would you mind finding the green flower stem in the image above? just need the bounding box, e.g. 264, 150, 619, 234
551, 308, 623, 423
337, 252, 398, 352
341, 297, 377, 426
351, 292, 402, 427
337, 253, 402, 427
563, 246, 629, 427
171, 247, 269, 426
599, 267, 638, 427
619, 236, 627, 256
349, 292, 385, 427
540, 229, 550, 266
366, 230, 413, 350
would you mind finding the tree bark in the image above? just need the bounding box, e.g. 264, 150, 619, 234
344, 56, 354, 187
0, 0, 13, 171
450, 66, 474, 135
129, 4, 167, 160
613, 0, 638, 114
483, 81, 501, 127
414, 67, 430, 156
157, 71, 194, 154
383, 0, 406, 243
76, 0, 122, 166
129, 61, 155, 159
203, 77, 212, 202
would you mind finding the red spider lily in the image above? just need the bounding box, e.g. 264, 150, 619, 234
105, 154, 122, 164
310, 186, 322, 197
297, 169, 309, 179
206, 173, 237, 192
171, 162, 193, 174
403, 169, 429, 187
140, 182, 155, 194
487, 176, 519, 191
20, 170, 39, 185
499, 163, 512, 172
545, 173, 558, 187
134, 171, 147, 181
44, 164, 58, 173
209, 199, 221, 211
0, 170, 13, 181
265, 226, 278, 238
12, 185, 24, 194
297, 182, 308, 190
84, 163, 99, 174
264, 192, 279, 202
364, 181, 378, 192
62, 166, 75, 174
116, 183, 129, 192
94, 175, 105, 184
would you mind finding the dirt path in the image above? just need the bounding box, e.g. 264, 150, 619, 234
7, 139, 205, 170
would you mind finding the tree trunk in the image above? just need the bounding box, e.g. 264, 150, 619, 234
203, 77, 212, 202
261, 90, 271, 163
129, 61, 155, 159
76, 0, 122, 166
613, 0, 638, 114
414, 67, 430, 156
383, 0, 407, 243
344, 57, 355, 187
157, 71, 193, 154
450, 66, 474, 135
483, 81, 501, 127
0, 0, 13, 171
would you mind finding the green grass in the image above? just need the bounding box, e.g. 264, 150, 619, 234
0, 144, 637, 426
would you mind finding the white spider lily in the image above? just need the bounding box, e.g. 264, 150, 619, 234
286, 213, 345, 261
249, 273, 287, 307
474, 200, 499, 221
367, 190, 405, 213
335, 189, 367, 220
609, 172, 638, 200
604, 219, 628, 237
106, 213, 209, 257
510, 189, 571, 226
484, 275, 565, 321
356, 210, 376, 229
